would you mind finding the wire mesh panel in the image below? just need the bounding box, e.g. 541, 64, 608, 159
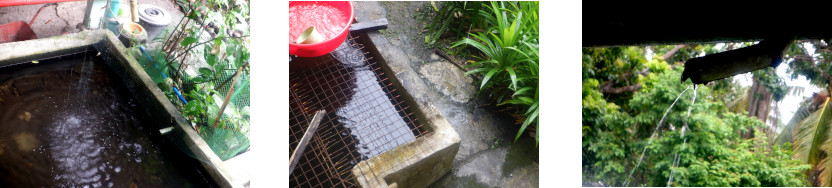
289, 35, 429, 187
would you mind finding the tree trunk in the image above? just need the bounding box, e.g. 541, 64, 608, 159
745, 77, 773, 138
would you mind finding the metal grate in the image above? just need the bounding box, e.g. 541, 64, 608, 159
289, 35, 429, 187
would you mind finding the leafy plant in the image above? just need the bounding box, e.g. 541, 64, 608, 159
450, 1, 539, 145
149, 0, 250, 160
424, 1, 484, 45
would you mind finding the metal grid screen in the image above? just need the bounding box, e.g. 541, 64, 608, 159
289, 35, 429, 187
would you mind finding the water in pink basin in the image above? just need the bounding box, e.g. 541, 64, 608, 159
289, 2, 348, 43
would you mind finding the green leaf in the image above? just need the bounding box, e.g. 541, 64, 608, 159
235, 47, 247, 67
481, 69, 499, 89
185, 100, 204, 116
181, 36, 198, 46
512, 87, 533, 97
187, 10, 198, 20
207, 104, 220, 119
507, 67, 518, 90
199, 67, 214, 75
517, 97, 534, 104
206, 55, 218, 66
498, 98, 532, 106
191, 76, 206, 83
526, 101, 538, 115
214, 38, 223, 47
431, 1, 439, 11
213, 62, 226, 74
465, 67, 494, 76
515, 105, 538, 142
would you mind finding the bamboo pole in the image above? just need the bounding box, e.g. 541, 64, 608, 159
212, 64, 246, 128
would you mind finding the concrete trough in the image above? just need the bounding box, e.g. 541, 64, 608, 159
350, 33, 461, 188
288, 28, 460, 188
348, 8, 461, 187
0, 30, 241, 188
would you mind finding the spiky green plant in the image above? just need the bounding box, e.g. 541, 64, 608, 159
452, 1, 538, 145
790, 97, 832, 186
424, 1, 484, 45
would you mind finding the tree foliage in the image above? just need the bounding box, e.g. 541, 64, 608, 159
583, 46, 810, 186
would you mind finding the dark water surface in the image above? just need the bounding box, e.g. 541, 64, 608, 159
0, 52, 215, 187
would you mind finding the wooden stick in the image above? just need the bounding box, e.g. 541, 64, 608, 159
289, 110, 326, 175
211, 63, 245, 128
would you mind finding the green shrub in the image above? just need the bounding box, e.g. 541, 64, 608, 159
450, 1, 539, 145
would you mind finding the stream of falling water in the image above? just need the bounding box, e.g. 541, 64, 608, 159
50, 54, 110, 186
624, 85, 692, 186
667, 85, 697, 186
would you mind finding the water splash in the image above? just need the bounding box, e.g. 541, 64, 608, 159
48, 111, 112, 186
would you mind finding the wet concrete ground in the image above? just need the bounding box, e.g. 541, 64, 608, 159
0, 1, 86, 38
354, 1, 539, 187
0, 0, 180, 39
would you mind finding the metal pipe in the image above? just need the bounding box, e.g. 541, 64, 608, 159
0, 0, 82, 7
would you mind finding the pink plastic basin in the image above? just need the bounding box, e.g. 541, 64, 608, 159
289, 1, 353, 57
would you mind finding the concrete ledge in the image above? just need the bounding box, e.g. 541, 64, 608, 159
352, 102, 460, 188
0, 30, 241, 188
0, 31, 101, 65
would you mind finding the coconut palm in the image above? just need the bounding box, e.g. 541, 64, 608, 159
777, 96, 832, 186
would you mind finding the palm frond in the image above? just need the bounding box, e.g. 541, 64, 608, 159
819, 135, 832, 186
775, 98, 814, 145
793, 98, 829, 163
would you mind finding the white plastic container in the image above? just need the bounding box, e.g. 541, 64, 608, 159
137, 4, 171, 41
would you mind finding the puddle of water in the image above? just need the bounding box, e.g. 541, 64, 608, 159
501, 136, 539, 177
0, 52, 215, 187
